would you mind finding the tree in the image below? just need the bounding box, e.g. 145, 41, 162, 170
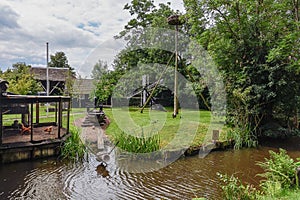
93, 0, 177, 104
93, 0, 210, 108
91, 60, 109, 81
184, 0, 300, 137
0, 62, 42, 95
49, 51, 76, 76
49, 51, 70, 68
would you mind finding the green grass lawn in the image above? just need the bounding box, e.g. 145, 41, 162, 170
3, 105, 86, 128
3, 105, 226, 150
104, 107, 227, 149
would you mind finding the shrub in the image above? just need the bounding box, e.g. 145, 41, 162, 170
217, 172, 260, 200
256, 148, 300, 196
219, 149, 300, 199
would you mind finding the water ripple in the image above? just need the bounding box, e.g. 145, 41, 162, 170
6, 147, 298, 200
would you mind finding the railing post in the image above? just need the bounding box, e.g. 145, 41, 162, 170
0, 97, 2, 145
67, 98, 71, 135
58, 98, 62, 139
30, 102, 33, 142
36, 102, 39, 124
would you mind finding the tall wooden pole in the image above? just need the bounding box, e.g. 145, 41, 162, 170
173, 24, 179, 117
46, 42, 49, 96
168, 15, 183, 118
46, 42, 49, 116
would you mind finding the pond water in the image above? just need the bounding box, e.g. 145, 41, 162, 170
1, 138, 300, 200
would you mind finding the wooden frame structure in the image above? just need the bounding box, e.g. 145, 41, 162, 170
0, 95, 71, 145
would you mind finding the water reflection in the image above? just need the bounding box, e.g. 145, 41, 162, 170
96, 163, 110, 178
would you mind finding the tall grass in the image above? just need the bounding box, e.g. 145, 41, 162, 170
226, 125, 258, 149
115, 129, 160, 153
61, 127, 86, 161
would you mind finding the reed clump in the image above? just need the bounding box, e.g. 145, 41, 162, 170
61, 127, 86, 161
115, 129, 160, 153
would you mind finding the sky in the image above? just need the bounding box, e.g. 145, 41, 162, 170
0, 0, 184, 77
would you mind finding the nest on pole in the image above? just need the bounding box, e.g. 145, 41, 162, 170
167, 15, 184, 25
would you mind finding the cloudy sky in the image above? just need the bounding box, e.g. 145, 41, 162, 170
0, 0, 184, 77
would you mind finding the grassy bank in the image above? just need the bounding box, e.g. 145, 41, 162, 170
104, 107, 227, 150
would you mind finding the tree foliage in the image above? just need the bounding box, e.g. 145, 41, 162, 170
49, 51, 76, 76
94, 0, 180, 104
93, 0, 208, 108
94, 0, 300, 138
0, 62, 42, 95
184, 0, 300, 137
92, 60, 119, 104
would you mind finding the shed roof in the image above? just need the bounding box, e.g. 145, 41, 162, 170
30, 67, 74, 81
73, 79, 95, 95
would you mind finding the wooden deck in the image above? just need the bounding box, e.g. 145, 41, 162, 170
1, 126, 67, 145
0, 125, 70, 164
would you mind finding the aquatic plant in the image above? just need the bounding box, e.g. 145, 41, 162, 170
226, 125, 258, 150
61, 127, 86, 161
115, 129, 160, 153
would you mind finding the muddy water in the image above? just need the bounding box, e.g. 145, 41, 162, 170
1, 139, 300, 200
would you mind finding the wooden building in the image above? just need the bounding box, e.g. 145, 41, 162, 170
30, 67, 75, 95
72, 79, 95, 108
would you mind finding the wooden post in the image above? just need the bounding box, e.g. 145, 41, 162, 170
167, 15, 183, 118
173, 23, 179, 117
212, 130, 220, 143
55, 102, 58, 124
0, 99, 2, 145
30, 103, 33, 142
67, 99, 70, 135
36, 102, 39, 124
58, 98, 62, 139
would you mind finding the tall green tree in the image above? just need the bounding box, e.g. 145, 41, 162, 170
0, 62, 42, 95
91, 60, 109, 81
184, 0, 300, 137
94, 0, 178, 104
49, 51, 76, 75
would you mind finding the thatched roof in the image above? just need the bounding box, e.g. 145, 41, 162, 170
73, 79, 95, 95
30, 67, 74, 81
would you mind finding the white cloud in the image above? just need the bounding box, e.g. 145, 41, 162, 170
0, 0, 184, 76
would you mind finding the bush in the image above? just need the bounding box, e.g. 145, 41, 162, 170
217, 172, 260, 200
219, 149, 300, 199
257, 148, 300, 196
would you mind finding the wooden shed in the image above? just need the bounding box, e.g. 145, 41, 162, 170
30, 67, 75, 95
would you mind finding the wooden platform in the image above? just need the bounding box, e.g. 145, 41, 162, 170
2, 126, 67, 144
0, 126, 69, 164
